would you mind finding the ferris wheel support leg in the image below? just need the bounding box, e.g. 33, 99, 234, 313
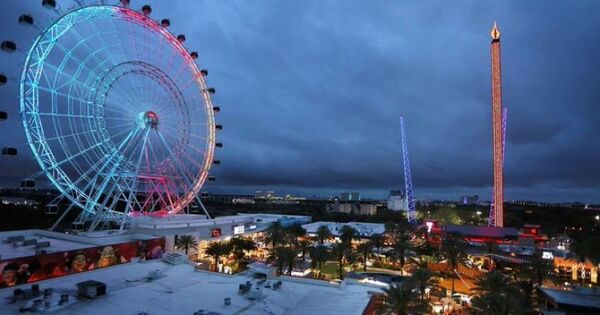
86, 127, 140, 232
196, 196, 211, 220
50, 197, 77, 231
156, 130, 210, 217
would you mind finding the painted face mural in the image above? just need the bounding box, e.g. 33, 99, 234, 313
71, 254, 88, 272
97, 246, 117, 268
0, 238, 165, 286
1, 263, 19, 287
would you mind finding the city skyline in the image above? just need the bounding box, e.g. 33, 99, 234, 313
1, 1, 599, 203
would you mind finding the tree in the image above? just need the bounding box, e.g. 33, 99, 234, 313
356, 242, 373, 271
340, 225, 358, 244
414, 236, 439, 267
392, 233, 412, 275
441, 233, 466, 294
376, 282, 430, 315
518, 251, 559, 287
410, 268, 440, 301
298, 239, 311, 262
315, 225, 332, 245
230, 237, 257, 262
309, 245, 329, 278
331, 242, 350, 279
265, 221, 285, 248
205, 241, 232, 272
285, 223, 307, 242
268, 246, 297, 275
175, 235, 197, 256
431, 208, 463, 225
370, 233, 384, 255
570, 239, 590, 286
483, 239, 499, 270
470, 271, 531, 315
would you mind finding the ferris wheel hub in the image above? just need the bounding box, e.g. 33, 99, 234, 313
137, 111, 159, 129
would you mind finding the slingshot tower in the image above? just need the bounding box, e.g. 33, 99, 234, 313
488, 22, 505, 227
400, 116, 417, 224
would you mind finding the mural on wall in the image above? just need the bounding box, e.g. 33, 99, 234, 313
0, 238, 165, 288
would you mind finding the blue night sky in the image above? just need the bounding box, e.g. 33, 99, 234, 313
1, 1, 599, 202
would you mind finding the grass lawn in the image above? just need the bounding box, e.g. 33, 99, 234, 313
319, 262, 340, 279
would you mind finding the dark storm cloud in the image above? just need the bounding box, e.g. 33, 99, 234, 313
0, 1, 599, 202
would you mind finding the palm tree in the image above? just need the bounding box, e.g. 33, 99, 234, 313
356, 242, 373, 271
340, 225, 358, 244
411, 267, 439, 301
331, 242, 350, 279
516, 252, 559, 312
205, 241, 232, 272
370, 233, 384, 255
285, 223, 307, 242
441, 233, 466, 294
392, 233, 412, 275
309, 245, 329, 278
483, 239, 498, 270
230, 237, 257, 262
518, 251, 559, 287
268, 246, 297, 275
298, 239, 311, 262
414, 237, 438, 267
315, 225, 332, 244
175, 235, 197, 256
376, 282, 430, 315
265, 221, 285, 248
471, 271, 530, 315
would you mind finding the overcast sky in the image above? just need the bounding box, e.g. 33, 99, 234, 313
1, 1, 599, 202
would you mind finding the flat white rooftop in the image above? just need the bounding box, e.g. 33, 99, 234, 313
303, 221, 385, 237
0, 260, 374, 315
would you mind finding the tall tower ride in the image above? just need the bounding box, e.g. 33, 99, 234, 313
489, 22, 504, 227
400, 116, 417, 224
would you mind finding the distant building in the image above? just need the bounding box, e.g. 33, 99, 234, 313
1, 197, 40, 207
340, 192, 360, 202
387, 190, 405, 211
459, 195, 479, 205
333, 202, 378, 216
231, 198, 255, 204
255, 191, 275, 200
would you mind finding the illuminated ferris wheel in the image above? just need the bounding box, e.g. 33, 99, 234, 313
2, 1, 222, 231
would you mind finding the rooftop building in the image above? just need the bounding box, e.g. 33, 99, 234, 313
538, 287, 600, 315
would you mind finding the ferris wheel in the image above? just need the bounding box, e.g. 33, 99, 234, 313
1, 0, 222, 231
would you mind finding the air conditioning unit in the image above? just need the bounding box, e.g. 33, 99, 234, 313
162, 253, 186, 265
76, 280, 106, 299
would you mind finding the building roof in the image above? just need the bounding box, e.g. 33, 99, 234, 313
303, 221, 385, 237
445, 224, 519, 239
539, 287, 600, 310
0, 260, 373, 315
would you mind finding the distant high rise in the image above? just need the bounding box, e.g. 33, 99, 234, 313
340, 192, 360, 201
459, 195, 480, 205
387, 190, 406, 211
489, 22, 505, 227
